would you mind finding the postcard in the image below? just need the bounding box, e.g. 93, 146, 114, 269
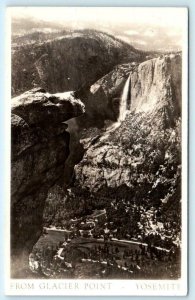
6, 6, 188, 296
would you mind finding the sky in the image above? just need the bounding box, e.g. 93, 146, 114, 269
9, 7, 188, 51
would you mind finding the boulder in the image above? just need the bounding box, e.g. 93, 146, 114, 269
12, 87, 85, 126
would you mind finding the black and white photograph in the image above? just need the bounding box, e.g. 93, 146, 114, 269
8, 6, 188, 296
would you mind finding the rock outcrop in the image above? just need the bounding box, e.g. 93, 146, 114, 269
11, 88, 85, 277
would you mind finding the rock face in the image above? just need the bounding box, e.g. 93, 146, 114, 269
75, 54, 181, 191
62, 63, 138, 186
11, 88, 84, 277
130, 54, 181, 115
63, 54, 181, 189
12, 30, 146, 96
78, 63, 138, 123
74, 54, 181, 127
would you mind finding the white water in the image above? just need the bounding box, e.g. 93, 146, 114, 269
118, 75, 130, 122
99, 75, 131, 142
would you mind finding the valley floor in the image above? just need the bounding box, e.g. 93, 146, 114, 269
30, 208, 181, 279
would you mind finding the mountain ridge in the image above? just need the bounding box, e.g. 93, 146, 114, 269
12, 29, 148, 97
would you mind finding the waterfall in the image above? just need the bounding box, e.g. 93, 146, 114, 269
118, 75, 130, 122
99, 75, 131, 142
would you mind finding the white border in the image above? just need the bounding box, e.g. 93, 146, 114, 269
5, 7, 188, 296
5, 6, 11, 289
181, 6, 188, 295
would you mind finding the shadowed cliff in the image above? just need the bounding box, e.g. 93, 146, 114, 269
11, 88, 85, 277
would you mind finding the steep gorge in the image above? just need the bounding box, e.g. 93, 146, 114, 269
11, 28, 182, 278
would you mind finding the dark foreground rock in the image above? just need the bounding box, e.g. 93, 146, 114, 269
11, 88, 85, 278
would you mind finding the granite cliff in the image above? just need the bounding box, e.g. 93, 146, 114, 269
74, 54, 181, 191
71, 54, 182, 247
63, 54, 181, 185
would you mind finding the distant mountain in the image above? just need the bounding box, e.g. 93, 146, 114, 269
11, 29, 147, 96
11, 16, 63, 36
12, 30, 66, 45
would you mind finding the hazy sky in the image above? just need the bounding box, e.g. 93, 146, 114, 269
10, 7, 187, 51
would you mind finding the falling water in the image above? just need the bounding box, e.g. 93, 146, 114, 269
99, 75, 131, 142
118, 75, 130, 122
